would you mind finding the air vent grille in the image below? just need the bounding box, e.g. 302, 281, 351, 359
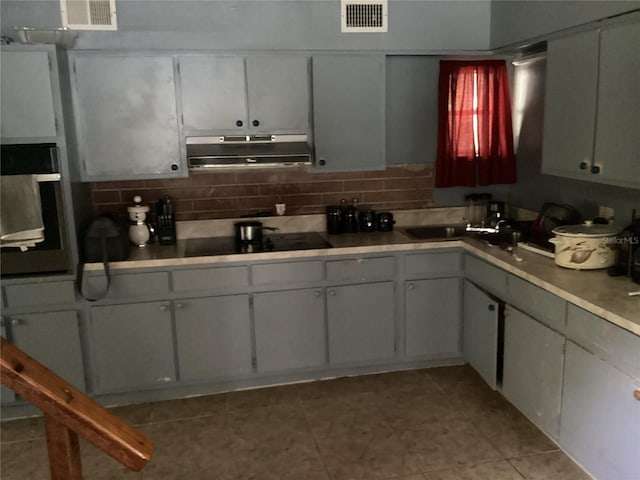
60, 0, 117, 30
341, 0, 388, 32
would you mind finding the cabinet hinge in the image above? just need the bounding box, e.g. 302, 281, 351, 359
181, 114, 184, 126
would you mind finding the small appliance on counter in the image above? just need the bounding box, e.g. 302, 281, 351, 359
524, 202, 583, 254
608, 214, 640, 283
156, 196, 176, 245
486, 201, 506, 228
549, 221, 621, 270
127, 196, 153, 247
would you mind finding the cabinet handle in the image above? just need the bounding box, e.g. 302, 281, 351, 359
175, 302, 184, 309
318, 159, 326, 166
634, 390, 640, 401
488, 304, 495, 311
170, 163, 179, 171
252, 120, 260, 127
10, 319, 21, 326
236, 120, 243, 127
156, 377, 172, 383
579, 161, 588, 170
357, 258, 365, 264
591, 165, 601, 174
328, 289, 336, 296
314, 290, 322, 298
407, 283, 415, 290
159, 304, 169, 312
504, 308, 510, 316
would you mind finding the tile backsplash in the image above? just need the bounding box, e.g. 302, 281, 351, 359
91, 164, 434, 221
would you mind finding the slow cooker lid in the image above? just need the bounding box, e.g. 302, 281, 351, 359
552, 221, 621, 237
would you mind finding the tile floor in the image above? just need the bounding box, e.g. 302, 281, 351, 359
0, 365, 592, 480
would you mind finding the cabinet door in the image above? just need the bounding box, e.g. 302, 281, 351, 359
561, 341, 640, 480
246, 56, 310, 133
90, 302, 176, 392
594, 21, 640, 188
405, 278, 461, 358
72, 55, 182, 180
174, 295, 252, 381
1, 322, 16, 404
312, 55, 385, 171
254, 288, 326, 373
462, 280, 499, 389
502, 307, 564, 438
541, 30, 599, 180
327, 282, 395, 364
0, 50, 57, 141
7, 311, 85, 392
178, 55, 248, 132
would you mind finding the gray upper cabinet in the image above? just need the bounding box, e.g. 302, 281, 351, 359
405, 278, 461, 358
593, 21, 640, 187
178, 55, 310, 134
174, 295, 252, 382
71, 54, 183, 181
1, 49, 57, 142
327, 282, 395, 365
502, 307, 565, 438
254, 288, 326, 373
542, 22, 640, 188
312, 54, 386, 171
462, 280, 499, 389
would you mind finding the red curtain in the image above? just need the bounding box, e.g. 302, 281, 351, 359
435, 60, 516, 187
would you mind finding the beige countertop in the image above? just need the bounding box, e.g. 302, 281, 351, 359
85, 229, 640, 336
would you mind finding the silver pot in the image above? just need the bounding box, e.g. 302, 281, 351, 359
549, 222, 621, 270
234, 221, 278, 244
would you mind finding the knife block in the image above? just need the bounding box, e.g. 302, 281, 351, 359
156, 198, 176, 245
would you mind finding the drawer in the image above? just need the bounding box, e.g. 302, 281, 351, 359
85, 271, 170, 299
326, 256, 395, 282
507, 275, 566, 332
405, 251, 462, 278
3, 281, 75, 308
173, 266, 248, 292
567, 304, 640, 380
252, 261, 323, 286
464, 254, 507, 299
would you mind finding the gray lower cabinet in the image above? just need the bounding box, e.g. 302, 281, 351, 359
405, 278, 461, 358
3, 311, 85, 393
254, 288, 326, 373
71, 54, 182, 180
90, 302, 176, 392
327, 282, 395, 365
502, 307, 564, 438
561, 341, 640, 480
312, 54, 386, 171
462, 280, 499, 389
174, 295, 252, 381
1, 322, 16, 404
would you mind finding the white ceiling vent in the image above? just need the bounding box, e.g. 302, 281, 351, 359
60, 0, 118, 31
341, 0, 388, 33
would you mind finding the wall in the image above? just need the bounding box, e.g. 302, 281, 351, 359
490, 0, 640, 49
91, 164, 434, 220
1, 0, 491, 51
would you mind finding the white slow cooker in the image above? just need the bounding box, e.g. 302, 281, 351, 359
549, 221, 621, 270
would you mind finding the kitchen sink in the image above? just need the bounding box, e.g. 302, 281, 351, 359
402, 225, 467, 241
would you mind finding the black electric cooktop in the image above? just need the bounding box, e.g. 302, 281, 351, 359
184, 232, 332, 257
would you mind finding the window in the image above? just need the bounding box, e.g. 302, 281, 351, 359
435, 60, 516, 187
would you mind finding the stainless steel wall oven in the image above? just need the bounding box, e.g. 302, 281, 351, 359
1, 144, 70, 276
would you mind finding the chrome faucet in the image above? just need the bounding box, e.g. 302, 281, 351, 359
463, 218, 509, 234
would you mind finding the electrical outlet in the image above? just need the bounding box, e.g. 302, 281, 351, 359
599, 206, 615, 222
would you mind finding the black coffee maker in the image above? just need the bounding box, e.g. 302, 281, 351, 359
608, 218, 640, 283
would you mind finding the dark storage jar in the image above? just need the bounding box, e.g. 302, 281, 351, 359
359, 210, 376, 232
342, 207, 359, 233
376, 212, 395, 232
326, 206, 343, 234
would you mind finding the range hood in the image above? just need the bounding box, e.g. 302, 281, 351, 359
187, 134, 312, 169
